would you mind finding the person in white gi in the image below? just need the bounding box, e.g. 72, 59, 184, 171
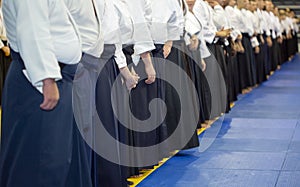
0, 0, 93, 186
124, 0, 156, 84
192, 0, 229, 118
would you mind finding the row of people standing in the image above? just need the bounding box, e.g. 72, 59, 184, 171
0, 0, 202, 186
0, 0, 298, 187
192, 0, 299, 118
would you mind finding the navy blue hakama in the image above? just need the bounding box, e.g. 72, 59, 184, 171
0, 50, 92, 187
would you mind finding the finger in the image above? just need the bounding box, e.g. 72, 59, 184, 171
145, 76, 155, 84
40, 97, 58, 110
40, 99, 53, 110
126, 85, 132, 91
145, 79, 152, 84
135, 75, 140, 80
163, 51, 168, 59
133, 72, 138, 77
40, 99, 48, 109
46, 103, 56, 110
165, 51, 171, 58
131, 67, 137, 75
166, 51, 171, 58
45, 100, 58, 110
128, 83, 136, 91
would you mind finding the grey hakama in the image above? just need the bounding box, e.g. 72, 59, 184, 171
92, 45, 129, 187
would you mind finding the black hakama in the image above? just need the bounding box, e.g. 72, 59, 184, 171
256, 35, 267, 84
206, 42, 228, 115
165, 39, 199, 150
292, 32, 298, 55
242, 34, 256, 87
91, 45, 129, 187
270, 38, 280, 71
206, 43, 227, 84
202, 46, 227, 119
224, 45, 238, 104
128, 44, 169, 172
231, 54, 241, 99
185, 45, 210, 124
262, 34, 271, 76
280, 33, 288, 64
286, 32, 296, 59
120, 45, 166, 178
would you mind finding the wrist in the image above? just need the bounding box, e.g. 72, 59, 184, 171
140, 51, 150, 58
120, 67, 132, 80
140, 52, 152, 65
165, 40, 173, 46
164, 44, 172, 48
43, 78, 55, 85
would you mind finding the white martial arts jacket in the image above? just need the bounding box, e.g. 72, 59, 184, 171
3, 0, 81, 86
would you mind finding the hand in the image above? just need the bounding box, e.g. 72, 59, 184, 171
277, 37, 283, 44
254, 46, 260, 54
40, 78, 59, 110
260, 35, 265, 44
237, 34, 243, 40
189, 35, 199, 51
230, 41, 237, 56
237, 41, 245, 53
266, 36, 272, 47
216, 29, 231, 38
232, 41, 239, 52
163, 40, 173, 58
120, 66, 140, 90
140, 52, 156, 84
2, 46, 10, 56
201, 59, 206, 72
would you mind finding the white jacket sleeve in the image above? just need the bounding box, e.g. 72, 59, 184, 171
193, 0, 216, 44
128, 0, 155, 55
15, 0, 62, 86
114, 43, 127, 69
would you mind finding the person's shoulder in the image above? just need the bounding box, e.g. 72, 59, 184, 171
225, 6, 233, 11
